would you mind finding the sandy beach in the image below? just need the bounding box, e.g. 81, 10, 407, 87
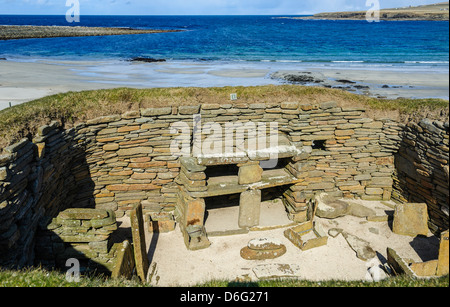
0, 59, 448, 110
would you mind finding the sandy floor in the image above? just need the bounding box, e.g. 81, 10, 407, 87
117, 199, 439, 286
1, 59, 448, 110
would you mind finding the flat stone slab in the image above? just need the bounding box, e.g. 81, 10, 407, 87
393, 203, 429, 237
238, 163, 263, 185
59, 208, 108, 220
316, 193, 349, 219
191, 168, 302, 198
252, 264, 302, 280
342, 231, 377, 261
130, 203, 149, 282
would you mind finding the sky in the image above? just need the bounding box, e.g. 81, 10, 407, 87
0, 0, 445, 15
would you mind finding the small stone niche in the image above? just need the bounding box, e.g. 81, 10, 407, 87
146, 212, 176, 233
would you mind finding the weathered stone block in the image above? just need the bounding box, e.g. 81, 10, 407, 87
4, 138, 32, 155
117, 126, 140, 133
180, 157, 207, 173
393, 203, 429, 237
0, 167, 8, 181
281, 101, 299, 110
122, 110, 141, 119
103, 143, 119, 151
117, 147, 153, 156
179, 105, 200, 115
307, 182, 336, 190
387, 247, 417, 277
238, 163, 263, 185
316, 193, 349, 219
59, 233, 109, 243
335, 129, 355, 136
437, 230, 449, 276
0, 153, 12, 167
363, 121, 383, 129
141, 107, 172, 117
369, 177, 394, 188
249, 103, 266, 109
130, 203, 149, 282
410, 260, 438, 277
111, 240, 135, 280
59, 208, 108, 220
354, 174, 372, 181
97, 127, 117, 135
185, 198, 205, 227
365, 187, 384, 195
202, 103, 221, 110
90, 210, 116, 229
147, 212, 176, 233
342, 231, 376, 261
239, 189, 261, 228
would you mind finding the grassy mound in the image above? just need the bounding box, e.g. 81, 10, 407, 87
0, 85, 448, 149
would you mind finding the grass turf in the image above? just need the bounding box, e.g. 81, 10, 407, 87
0, 85, 448, 149
0, 267, 448, 287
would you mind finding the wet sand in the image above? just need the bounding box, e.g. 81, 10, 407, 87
0, 59, 448, 110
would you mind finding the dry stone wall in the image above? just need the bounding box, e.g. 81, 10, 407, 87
393, 119, 449, 234
35, 208, 118, 273
0, 121, 86, 267
0, 100, 448, 268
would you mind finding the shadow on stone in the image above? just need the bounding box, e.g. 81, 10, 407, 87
409, 235, 440, 263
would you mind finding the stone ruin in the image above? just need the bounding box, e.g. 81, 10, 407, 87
0, 101, 448, 280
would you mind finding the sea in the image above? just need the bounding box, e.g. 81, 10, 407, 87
0, 15, 449, 89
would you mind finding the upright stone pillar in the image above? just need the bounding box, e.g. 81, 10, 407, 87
130, 203, 149, 282
437, 230, 449, 276
239, 189, 261, 228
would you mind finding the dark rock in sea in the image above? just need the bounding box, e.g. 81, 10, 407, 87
271, 71, 324, 84
0, 58, 6, 61
354, 85, 370, 89
129, 57, 166, 63
333, 86, 352, 89
336, 79, 356, 84
382, 85, 390, 88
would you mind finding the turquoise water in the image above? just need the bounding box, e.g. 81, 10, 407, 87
0, 15, 448, 66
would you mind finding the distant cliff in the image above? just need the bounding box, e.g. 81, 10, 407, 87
284, 2, 449, 21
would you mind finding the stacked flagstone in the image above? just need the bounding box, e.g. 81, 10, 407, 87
392, 119, 449, 234
35, 208, 118, 273
1, 101, 448, 266
0, 121, 85, 268
284, 101, 402, 201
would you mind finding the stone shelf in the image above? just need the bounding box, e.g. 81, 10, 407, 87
195, 134, 306, 166
190, 168, 302, 198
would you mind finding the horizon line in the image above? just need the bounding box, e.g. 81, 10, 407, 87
0, 14, 314, 16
